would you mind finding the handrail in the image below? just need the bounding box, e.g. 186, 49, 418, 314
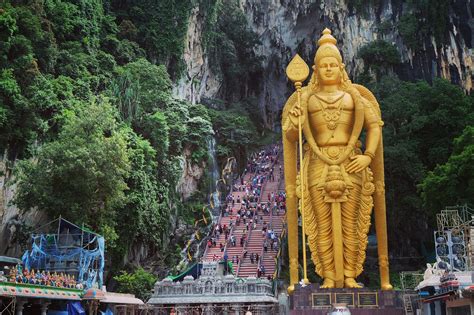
258, 182, 274, 279
273, 227, 286, 279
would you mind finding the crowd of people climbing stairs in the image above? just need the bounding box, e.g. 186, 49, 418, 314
203, 144, 286, 280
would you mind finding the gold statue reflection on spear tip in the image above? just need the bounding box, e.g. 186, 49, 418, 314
283, 28, 393, 292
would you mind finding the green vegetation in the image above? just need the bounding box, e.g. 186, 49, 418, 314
378, 20, 394, 35
15, 98, 130, 245
114, 267, 157, 301
109, 0, 193, 78
1, 0, 266, 289
358, 39, 400, 77
421, 126, 474, 216
368, 76, 474, 255
347, 0, 380, 15
203, 0, 263, 100
208, 107, 257, 162
398, 0, 450, 50
398, 15, 420, 50
0, 0, 214, 282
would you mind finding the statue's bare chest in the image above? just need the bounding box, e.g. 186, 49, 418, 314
307, 92, 354, 113
307, 92, 354, 130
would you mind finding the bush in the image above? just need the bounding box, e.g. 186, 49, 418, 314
359, 40, 400, 73
114, 267, 157, 301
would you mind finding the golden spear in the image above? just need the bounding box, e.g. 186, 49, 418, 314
286, 54, 310, 285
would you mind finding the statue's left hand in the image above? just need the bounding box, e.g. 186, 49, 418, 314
346, 155, 371, 173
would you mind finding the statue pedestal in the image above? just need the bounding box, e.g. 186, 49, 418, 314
289, 284, 406, 314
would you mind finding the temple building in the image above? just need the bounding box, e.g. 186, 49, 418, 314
148, 262, 279, 314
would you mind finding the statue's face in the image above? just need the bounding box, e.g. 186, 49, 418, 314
317, 56, 341, 85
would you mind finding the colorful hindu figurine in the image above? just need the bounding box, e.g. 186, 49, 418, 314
59, 273, 65, 287
22, 269, 29, 283
35, 270, 41, 285
40, 270, 46, 285
29, 269, 36, 284
46, 271, 52, 286
9, 266, 17, 283
51, 272, 57, 287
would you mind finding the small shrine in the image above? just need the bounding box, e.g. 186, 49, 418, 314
0, 217, 105, 314
22, 216, 105, 290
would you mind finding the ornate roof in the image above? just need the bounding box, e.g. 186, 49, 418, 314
0, 282, 82, 300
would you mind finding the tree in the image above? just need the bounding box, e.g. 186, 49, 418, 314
370, 76, 473, 258
358, 39, 400, 78
115, 58, 172, 114
114, 131, 170, 257
114, 267, 157, 301
15, 97, 130, 242
208, 106, 258, 165
421, 126, 474, 215
109, 0, 193, 77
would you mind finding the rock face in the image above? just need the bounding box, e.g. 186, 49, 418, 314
174, 6, 222, 103
0, 158, 48, 257
177, 0, 473, 127
177, 147, 206, 200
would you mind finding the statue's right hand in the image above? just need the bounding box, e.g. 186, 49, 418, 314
288, 103, 305, 128
289, 104, 303, 117
285, 90, 308, 130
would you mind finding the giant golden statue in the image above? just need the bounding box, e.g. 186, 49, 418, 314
282, 29, 393, 291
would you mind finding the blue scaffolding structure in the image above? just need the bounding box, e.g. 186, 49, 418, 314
21, 217, 105, 289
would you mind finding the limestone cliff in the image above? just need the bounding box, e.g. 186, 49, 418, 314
177, 146, 206, 201
0, 158, 48, 257
174, 6, 222, 104
177, 0, 473, 128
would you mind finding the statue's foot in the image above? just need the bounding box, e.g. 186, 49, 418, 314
320, 278, 335, 288
344, 278, 362, 288
287, 284, 295, 294
381, 283, 393, 290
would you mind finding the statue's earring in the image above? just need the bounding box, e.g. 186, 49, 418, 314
341, 64, 346, 76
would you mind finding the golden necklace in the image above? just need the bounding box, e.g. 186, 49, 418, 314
315, 92, 345, 130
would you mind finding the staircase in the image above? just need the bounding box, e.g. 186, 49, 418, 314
203, 146, 282, 277
260, 160, 285, 278
403, 294, 414, 315
235, 176, 272, 277
237, 154, 285, 278
203, 182, 249, 266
